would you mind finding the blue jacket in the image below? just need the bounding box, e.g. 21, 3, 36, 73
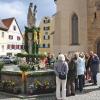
91, 55, 100, 74
54, 60, 68, 77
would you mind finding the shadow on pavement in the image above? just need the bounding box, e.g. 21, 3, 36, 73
75, 83, 100, 95
84, 87, 100, 94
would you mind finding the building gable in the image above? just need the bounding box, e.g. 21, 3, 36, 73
8, 18, 22, 35
2, 17, 22, 36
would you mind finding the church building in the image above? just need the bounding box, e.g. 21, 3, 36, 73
53, 0, 100, 58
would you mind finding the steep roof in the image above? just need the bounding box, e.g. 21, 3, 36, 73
2, 17, 22, 34
0, 20, 8, 30
2, 17, 14, 29
0, 17, 22, 38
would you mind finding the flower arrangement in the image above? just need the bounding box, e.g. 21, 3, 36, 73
0, 80, 21, 94
2, 80, 15, 87
27, 79, 55, 95
0, 80, 15, 92
34, 80, 43, 90
34, 80, 53, 90
44, 80, 50, 89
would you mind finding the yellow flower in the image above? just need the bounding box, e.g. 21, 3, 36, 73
34, 31, 37, 42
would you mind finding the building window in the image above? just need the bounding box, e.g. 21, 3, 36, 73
21, 45, 24, 49
1, 45, 4, 51
43, 44, 45, 48
17, 36, 20, 40
42, 44, 50, 48
43, 35, 50, 40
7, 44, 10, 49
7, 44, 12, 49
9, 35, 13, 40
2, 32, 4, 38
13, 25, 16, 31
48, 44, 50, 48
45, 44, 47, 48
43, 26, 50, 31
16, 45, 19, 49
11, 45, 15, 49
71, 13, 79, 45
44, 19, 50, 23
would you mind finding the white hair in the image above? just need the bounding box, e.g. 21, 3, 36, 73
58, 54, 65, 61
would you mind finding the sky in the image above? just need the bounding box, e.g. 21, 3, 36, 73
0, 0, 56, 32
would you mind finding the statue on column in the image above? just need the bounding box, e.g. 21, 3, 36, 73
25, 2, 39, 55
27, 3, 37, 28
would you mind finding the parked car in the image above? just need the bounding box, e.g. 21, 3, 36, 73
3, 56, 11, 64
10, 56, 17, 63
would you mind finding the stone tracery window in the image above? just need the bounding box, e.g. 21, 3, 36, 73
71, 13, 79, 45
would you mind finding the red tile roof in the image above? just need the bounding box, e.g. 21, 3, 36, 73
0, 20, 8, 30
2, 17, 14, 29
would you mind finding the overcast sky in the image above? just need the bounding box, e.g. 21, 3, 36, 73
0, 0, 56, 32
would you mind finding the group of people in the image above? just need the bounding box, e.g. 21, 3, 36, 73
54, 51, 100, 100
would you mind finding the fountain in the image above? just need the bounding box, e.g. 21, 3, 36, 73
0, 3, 56, 95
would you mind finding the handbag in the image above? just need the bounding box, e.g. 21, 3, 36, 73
58, 63, 66, 80
59, 72, 66, 80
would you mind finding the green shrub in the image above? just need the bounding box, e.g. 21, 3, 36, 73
0, 62, 4, 71
18, 64, 29, 72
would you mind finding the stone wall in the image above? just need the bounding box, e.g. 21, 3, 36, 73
87, 0, 100, 52
0, 70, 56, 94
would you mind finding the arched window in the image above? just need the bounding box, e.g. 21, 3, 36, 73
71, 13, 79, 45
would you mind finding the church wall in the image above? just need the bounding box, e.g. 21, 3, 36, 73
53, 0, 88, 55
87, 0, 100, 53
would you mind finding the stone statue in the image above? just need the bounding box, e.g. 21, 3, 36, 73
26, 2, 38, 55
27, 3, 37, 28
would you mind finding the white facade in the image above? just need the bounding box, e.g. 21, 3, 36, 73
0, 30, 8, 55
0, 18, 24, 56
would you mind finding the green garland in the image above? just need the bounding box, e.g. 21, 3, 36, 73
25, 26, 40, 33
24, 26, 40, 55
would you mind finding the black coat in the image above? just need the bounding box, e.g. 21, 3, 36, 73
67, 59, 77, 80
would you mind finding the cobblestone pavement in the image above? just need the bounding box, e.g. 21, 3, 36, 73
0, 84, 100, 100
